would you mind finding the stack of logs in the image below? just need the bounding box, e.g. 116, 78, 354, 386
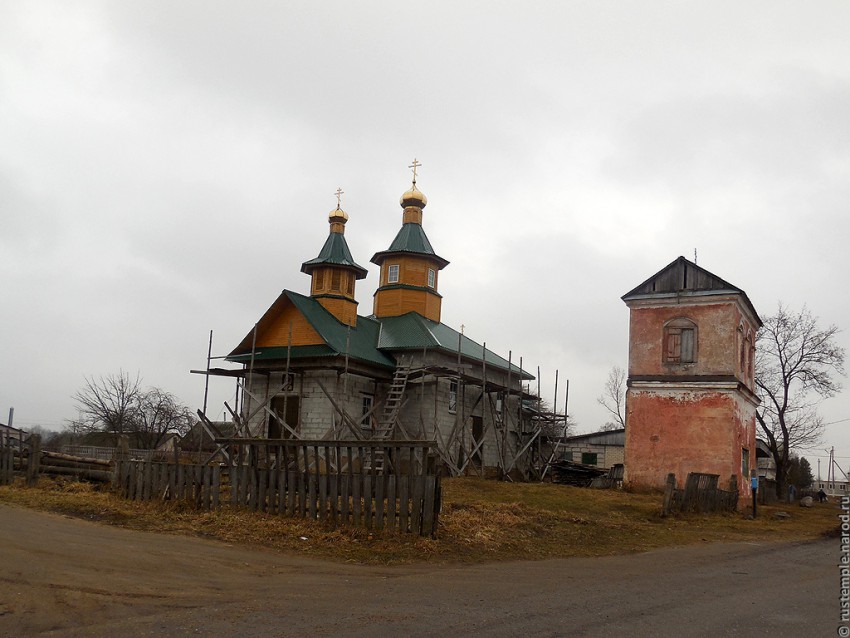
39, 450, 113, 482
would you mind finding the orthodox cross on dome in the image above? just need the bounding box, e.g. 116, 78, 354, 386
334, 187, 344, 209
408, 158, 421, 188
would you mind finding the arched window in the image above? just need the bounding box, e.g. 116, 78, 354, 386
664, 318, 698, 364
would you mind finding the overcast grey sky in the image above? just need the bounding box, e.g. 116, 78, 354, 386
2, 1, 848, 472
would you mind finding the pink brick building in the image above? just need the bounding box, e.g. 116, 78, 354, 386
621, 257, 761, 497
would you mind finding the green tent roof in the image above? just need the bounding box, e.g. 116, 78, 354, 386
371, 223, 449, 268
301, 232, 368, 279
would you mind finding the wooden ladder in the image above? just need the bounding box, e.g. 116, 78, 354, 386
375, 364, 411, 439
364, 364, 411, 471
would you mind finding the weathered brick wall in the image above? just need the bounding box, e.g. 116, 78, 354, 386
627, 296, 758, 388
625, 387, 756, 496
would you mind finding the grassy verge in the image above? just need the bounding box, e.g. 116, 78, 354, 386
0, 476, 838, 565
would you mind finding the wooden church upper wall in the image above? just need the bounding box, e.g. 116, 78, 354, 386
256, 304, 324, 348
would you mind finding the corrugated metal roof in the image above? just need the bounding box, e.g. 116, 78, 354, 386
562, 429, 625, 446
228, 294, 531, 379
371, 223, 449, 268
377, 312, 533, 378
301, 232, 368, 278
227, 291, 395, 369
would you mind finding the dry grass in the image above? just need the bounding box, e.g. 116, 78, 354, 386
0, 476, 838, 565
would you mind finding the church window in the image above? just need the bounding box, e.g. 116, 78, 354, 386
314, 270, 324, 291
664, 318, 697, 364
360, 394, 374, 427
388, 264, 399, 284
427, 268, 436, 288
448, 380, 458, 414
331, 269, 341, 291
346, 273, 353, 295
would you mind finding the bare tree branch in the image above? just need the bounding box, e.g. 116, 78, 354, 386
756, 303, 845, 498
72, 370, 141, 435
597, 365, 626, 430
71, 372, 193, 449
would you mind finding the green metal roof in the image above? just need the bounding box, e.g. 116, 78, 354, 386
370, 223, 449, 268
227, 291, 395, 369
376, 312, 533, 378
227, 294, 530, 379
301, 232, 368, 279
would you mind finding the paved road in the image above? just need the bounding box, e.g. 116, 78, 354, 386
0, 504, 838, 637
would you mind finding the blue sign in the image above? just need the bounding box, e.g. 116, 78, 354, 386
751, 476, 759, 490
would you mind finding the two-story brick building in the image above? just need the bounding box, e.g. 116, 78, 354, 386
622, 256, 761, 496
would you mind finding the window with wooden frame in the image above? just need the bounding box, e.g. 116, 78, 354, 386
387, 264, 400, 284
427, 268, 436, 288
360, 394, 374, 427
314, 270, 324, 292
663, 318, 697, 364
346, 273, 354, 295
331, 269, 341, 291
448, 379, 458, 414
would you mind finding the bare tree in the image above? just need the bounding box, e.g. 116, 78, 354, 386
597, 365, 626, 430
756, 304, 845, 498
72, 370, 141, 435
134, 387, 194, 449
71, 372, 193, 449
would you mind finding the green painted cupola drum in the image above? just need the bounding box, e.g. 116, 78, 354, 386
371, 178, 449, 322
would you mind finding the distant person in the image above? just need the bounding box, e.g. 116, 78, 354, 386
818, 488, 828, 502
788, 484, 797, 502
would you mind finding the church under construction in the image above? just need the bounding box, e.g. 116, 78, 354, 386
199, 164, 565, 479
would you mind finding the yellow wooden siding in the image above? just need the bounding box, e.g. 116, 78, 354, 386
381, 256, 439, 288
256, 303, 324, 348
312, 266, 355, 299
317, 296, 358, 327
373, 287, 441, 322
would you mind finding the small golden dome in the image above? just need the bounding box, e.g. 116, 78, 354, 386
400, 188, 427, 208
329, 207, 349, 223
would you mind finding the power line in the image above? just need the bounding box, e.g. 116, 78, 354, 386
824, 417, 850, 426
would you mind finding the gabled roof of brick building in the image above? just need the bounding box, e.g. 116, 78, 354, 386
622, 256, 761, 324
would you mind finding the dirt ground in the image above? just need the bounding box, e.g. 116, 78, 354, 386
0, 503, 838, 637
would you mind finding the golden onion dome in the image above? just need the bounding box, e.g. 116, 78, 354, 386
400, 187, 427, 208
329, 207, 349, 223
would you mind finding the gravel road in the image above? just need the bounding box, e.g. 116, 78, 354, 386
0, 504, 837, 637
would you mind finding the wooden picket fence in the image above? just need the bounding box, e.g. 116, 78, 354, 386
113, 459, 222, 508
113, 439, 441, 536
0, 432, 40, 486
662, 472, 739, 515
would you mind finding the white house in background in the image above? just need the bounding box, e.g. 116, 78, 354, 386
557, 429, 625, 469
0, 423, 27, 444
756, 438, 776, 481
